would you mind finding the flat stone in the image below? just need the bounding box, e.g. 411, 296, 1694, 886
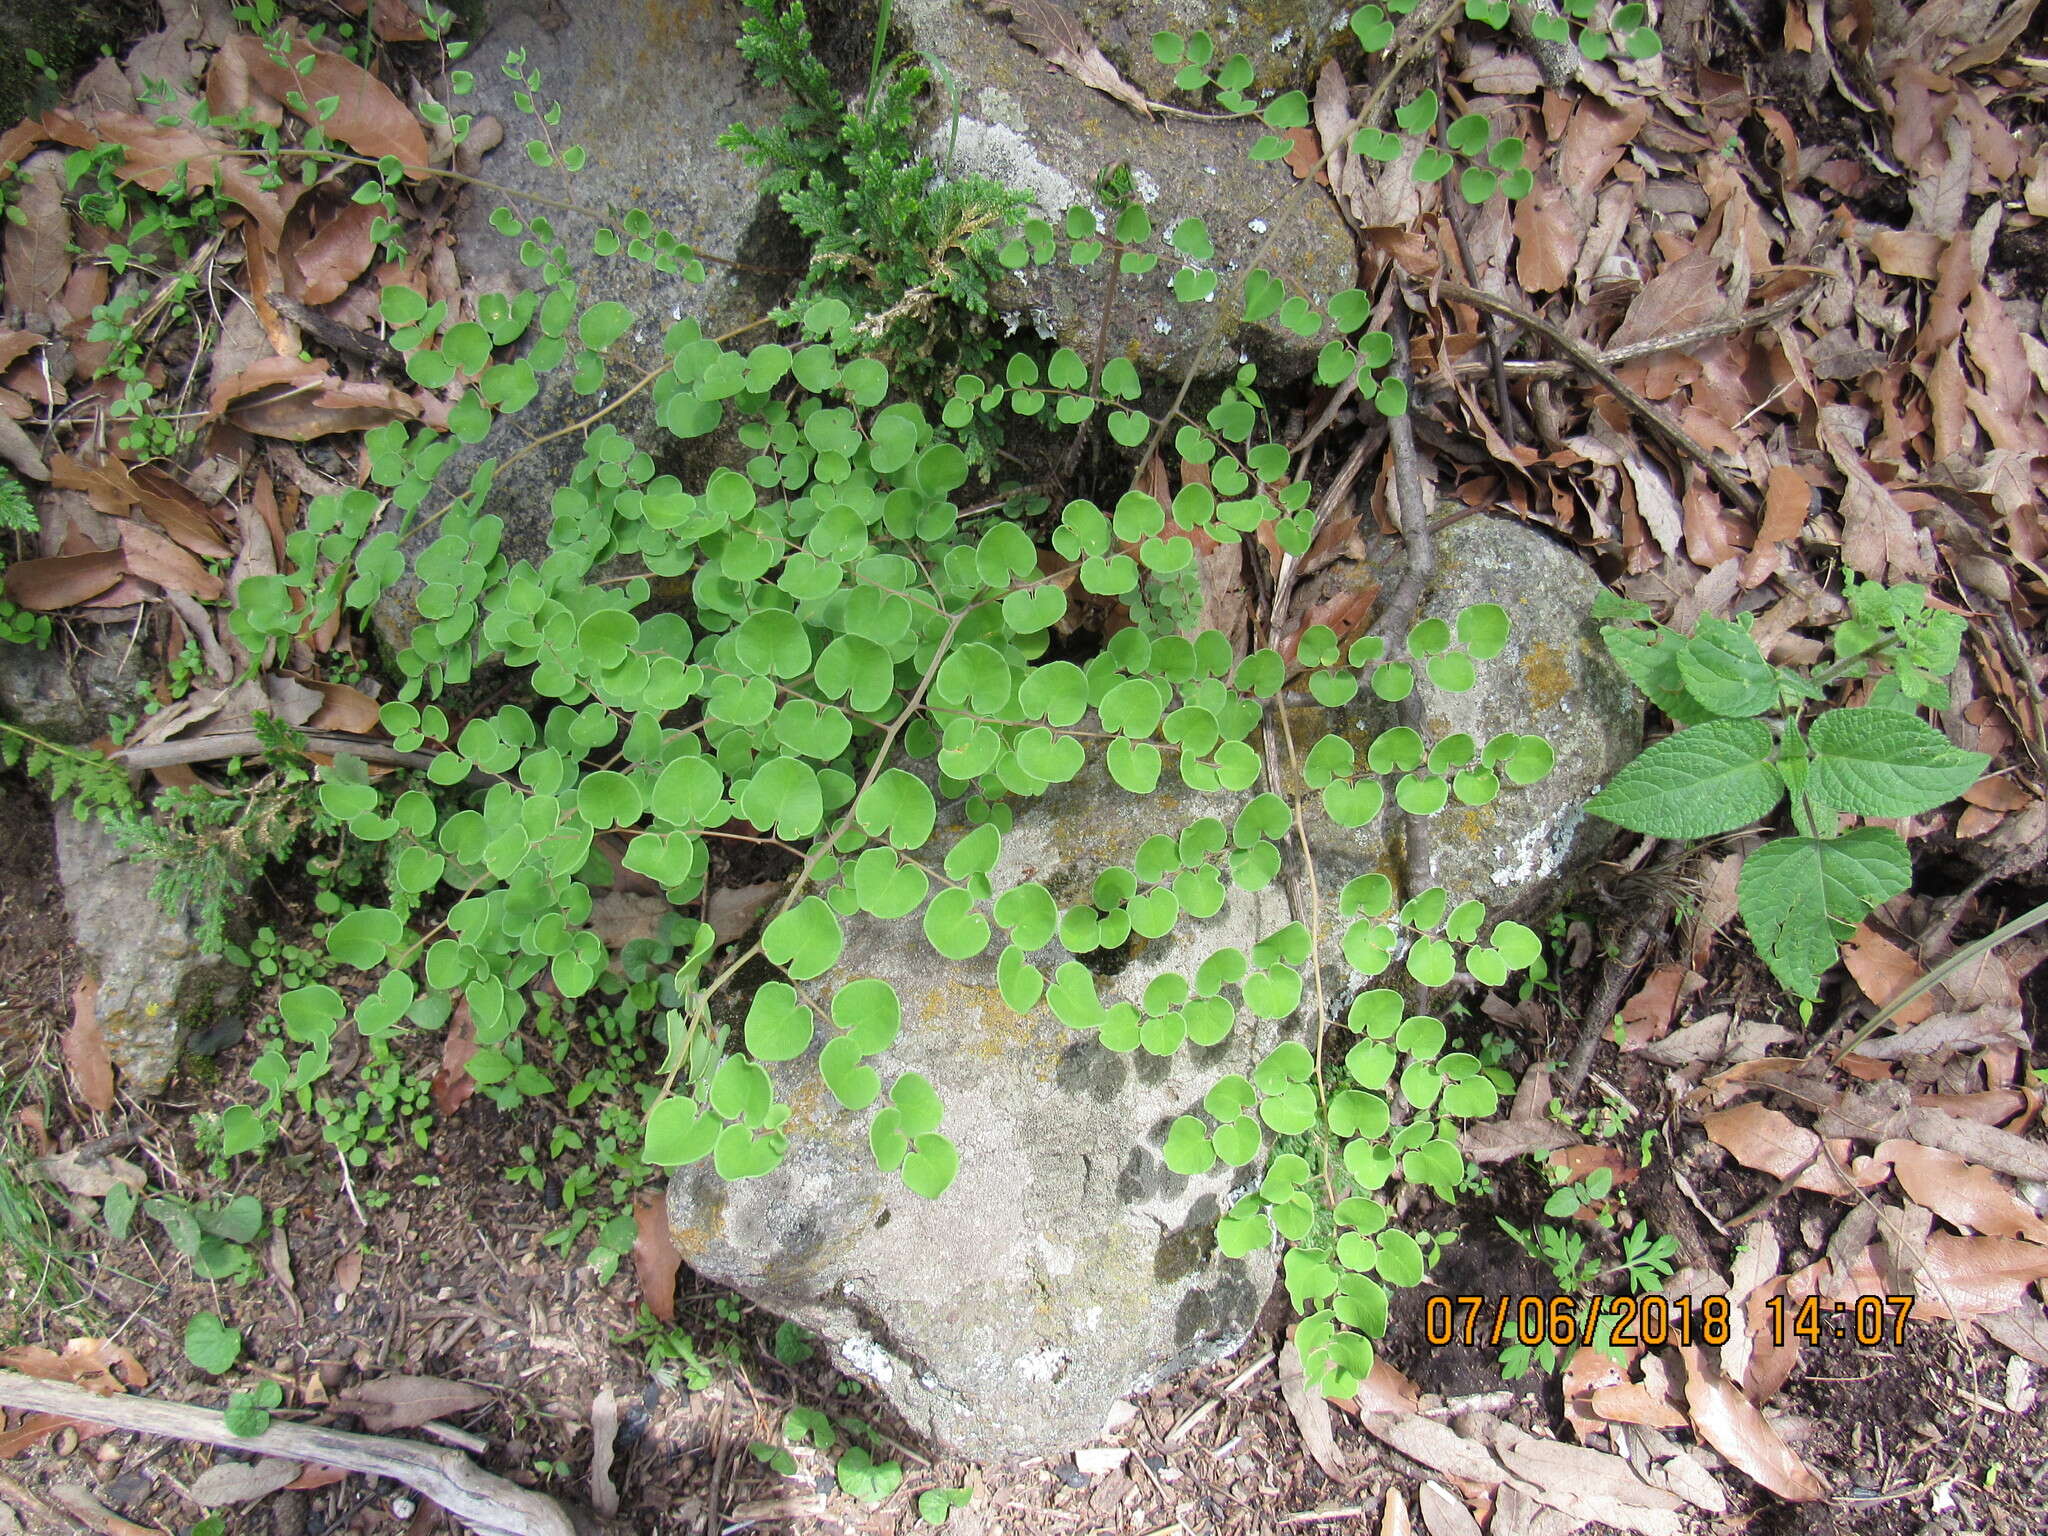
369, 0, 794, 654
55, 808, 241, 1095
671, 516, 1637, 1460
857, 0, 1356, 384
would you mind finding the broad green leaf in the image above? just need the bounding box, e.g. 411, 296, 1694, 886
1585, 718, 1782, 838
1737, 828, 1911, 998
744, 981, 813, 1062
762, 896, 843, 979
1676, 617, 1778, 718
1806, 707, 1988, 817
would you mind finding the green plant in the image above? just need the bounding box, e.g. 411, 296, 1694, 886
621, 1307, 733, 1392
718, 0, 1030, 434
145, 1194, 266, 1282
225, 1379, 283, 1435
1155, 0, 1656, 208
171, 0, 1663, 1403
0, 1077, 89, 1343
1586, 584, 1985, 999
918, 1486, 973, 1525
183, 1310, 244, 1374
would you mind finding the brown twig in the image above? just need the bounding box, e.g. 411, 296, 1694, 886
0, 1372, 576, 1536
1435, 280, 1763, 517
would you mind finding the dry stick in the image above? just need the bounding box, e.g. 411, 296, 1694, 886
0, 1372, 575, 1536
1557, 915, 1658, 1101
1377, 301, 1437, 908
111, 730, 437, 775
1435, 280, 1761, 518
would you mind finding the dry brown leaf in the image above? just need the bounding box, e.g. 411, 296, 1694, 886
987, 0, 1153, 119
47, 111, 285, 248
706, 880, 786, 946
64, 977, 115, 1112
632, 1188, 682, 1324
1282, 126, 1327, 184
1903, 1233, 2048, 1319
333, 1374, 491, 1432
5, 540, 124, 614
34, 1147, 145, 1199
0, 1412, 84, 1459
212, 357, 418, 440
118, 518, 225, 600
0, 335, 47, 380
188, 1458, 304, 1508
1739, 465, 1811, 588
1380, 1487, 1414, 1536
1353, 1412, 1510, 1487
1490, 1422, 1686, 1535
1618, 962, 1686, 1045
1840, 924, 1935, 1025
283, 199, 380, 305
2, 151, 72, 322
1677, 1347, 1825, 1501
1853, 1005, 2025, 1061
1873, 1140, 2048, 1242
0, 414, 48, 482
1336, 1357, 1420, 1417
209, 32, 429, 170
429, 996, 478, 1119
1512, 181, 1579, 294
331, 1248, 363, 1305
1417, 1481, 1482, 1536
1701, 1103, 1867, 1198
1278, 1337, 1346, 1481
0, 1339, 146, 1394
302, 680, 382, 733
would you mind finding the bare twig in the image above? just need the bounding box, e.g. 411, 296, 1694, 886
0, 1372, 576, 1536
1436, 280, 1762, 517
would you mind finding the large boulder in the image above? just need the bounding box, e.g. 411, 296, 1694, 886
670, 517, 1637, 1460
55, 809, 241, 1095
370, 0, 794, 654
852, 0, 1356, 384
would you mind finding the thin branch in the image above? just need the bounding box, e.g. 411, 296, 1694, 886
0, 1372, 576, 1536
1436, 280, 1763, 517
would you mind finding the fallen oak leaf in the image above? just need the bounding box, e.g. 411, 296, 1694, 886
984, 0, 1153, 120
208, 31, 429, 171
1702, 1103, 1875, 1199
211, 358, 418, 441
632, 1188, 682, 1324
1869, 1140, 2048, 1243
332, 1375, 491, 1433
428, 995, 477, 1120
188, 1458, 303, 1507
1677, 1346, 1825, 1502
63, 977, 115, 1112
40, 110, 285, 248
118, 519, 226, 601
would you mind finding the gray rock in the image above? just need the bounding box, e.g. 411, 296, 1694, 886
1290, 515, 1642, 956
856, 0, 1356, 384
1065, 0, 1354, 98
369, 0, 795, 654
0, 635, 147, 745
55, 809, 241, 1095
671, 517, 1636, 1460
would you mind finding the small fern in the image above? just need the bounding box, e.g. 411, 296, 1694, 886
719, 0, 1031, 441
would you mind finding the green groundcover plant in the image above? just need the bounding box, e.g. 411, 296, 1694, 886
1587, 584, 1985, 999
11, 0, 1662, 1399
